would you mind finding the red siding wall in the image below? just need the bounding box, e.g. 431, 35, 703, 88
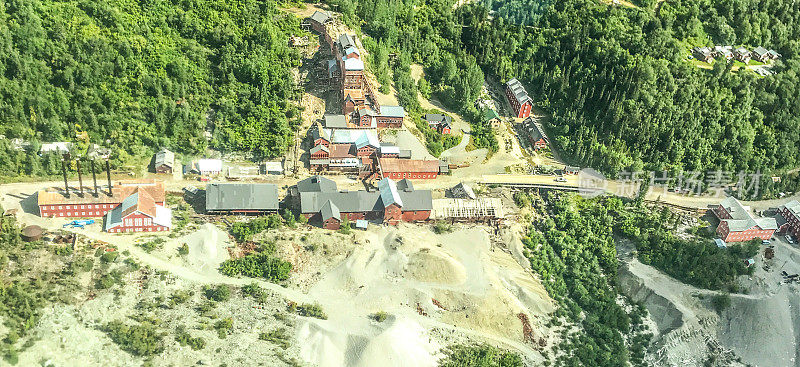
107, 212, 169, 233
376, 117, 403, 128
382, 172, 438, 180
323, 217, 340, 230
40, 201, 164, 218
401, 210, 431, 222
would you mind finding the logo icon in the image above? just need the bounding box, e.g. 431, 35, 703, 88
577, 168, 607, 198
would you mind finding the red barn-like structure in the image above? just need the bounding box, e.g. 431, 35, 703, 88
505, 78, 532, 119
713, 197, 777, 242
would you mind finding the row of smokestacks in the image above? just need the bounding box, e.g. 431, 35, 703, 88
59, 154, 113, 198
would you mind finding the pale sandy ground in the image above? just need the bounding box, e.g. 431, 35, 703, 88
619, 237, 800, 366
3, 177, 557, 366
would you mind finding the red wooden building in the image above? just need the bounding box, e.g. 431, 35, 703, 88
505, 78, 532, 119
379, 158, 439, 180
713, 197, 777, 242
777, 200, 800, 239
38, 180, 166, 218
104, 189, 171, 233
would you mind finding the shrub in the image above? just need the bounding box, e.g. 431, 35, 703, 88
259, 328, 290, 348
370, 311, 388, 322
214, 318, 233, 339
96, 270, 123, 289
100, 251, 119, 263
295, 303, 327, 320
203, 285, 231, 302
138, 237, 166, 253
711, 293, 731, 313
439, 344, 522, 367
433, 221, 453, 234
178, 244, 189, 256
218, 252, 292, 283
175, 326, 206, 350
103, 320, 165, 356
241, 282, 269, 303
169, 290, 193, 306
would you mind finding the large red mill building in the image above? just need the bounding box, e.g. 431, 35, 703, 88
505, 78, 532, 119
713, 197, 777, 242
37, 179, 166, 218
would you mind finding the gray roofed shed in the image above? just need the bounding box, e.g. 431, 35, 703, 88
205, 183, 279, 212
324, 115, 348, 128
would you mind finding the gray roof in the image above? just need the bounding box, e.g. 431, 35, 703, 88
379, 178, 403, 207
398, 150, 412, 159
155, 149, 174, 168
310, 145, 329, 155
324, 115, 348, 128
338, 34, 356, 50
309, 11, 331, 24
320, 200, 340, 221
396, 179, 414, 192
506, 78, 532, 105
451, 182, 476, 199
781, 200, 800, 217
301, 190, 383, 214
719, 197, 777, 231
425, 114, 451, 125
753, 46, 768, 57
205, 183, 279, 211
300, 181, 432, 214
528, 119, 548, 142
380, 105, 405, 118
297, 175, 337, 193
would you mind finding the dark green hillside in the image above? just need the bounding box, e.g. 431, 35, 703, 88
0, 0, 302, 178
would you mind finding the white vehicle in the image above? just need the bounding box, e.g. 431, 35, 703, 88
555, 177, 567, 183
787, 235, 796, 244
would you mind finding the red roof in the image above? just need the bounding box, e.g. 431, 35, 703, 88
379, 158, 439, 173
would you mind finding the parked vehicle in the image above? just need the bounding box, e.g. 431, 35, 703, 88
762, 240, 771, 245
555, 177, 567, 182
63, 219, 95, 229
787, 235, 796, 244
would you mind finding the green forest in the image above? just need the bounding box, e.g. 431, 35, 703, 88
327, 0, 800, 182
0, 0, 303, 179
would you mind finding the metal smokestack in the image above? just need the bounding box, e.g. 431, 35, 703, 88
106, 159, 113, 197
76, 158, 84, 197
91, 159, 99, 197
61, 156, 70, 198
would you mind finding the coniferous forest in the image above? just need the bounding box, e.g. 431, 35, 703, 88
329, 0, 800, 179
0, 0, 302, 179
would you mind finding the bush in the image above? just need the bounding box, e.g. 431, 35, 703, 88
432, 221, 453, 234
711, 293, 731, 313
178, 244, 189, 256
103, 320, 165, 356
175, 326, 205, 350
203, 285, 231, 302
100, 251, 119, 263
370, 311, 388, 322
169, 290, 193, 306
295, 303, 327, 320
138, 237, 166, 253
96, 270, 123, 290
439, 344, 522, 367
259, 328, 290, 348
230, 215, 283, 242
241, 282, 269, 303
214, 318, 233, 339
218, 252, 292, 283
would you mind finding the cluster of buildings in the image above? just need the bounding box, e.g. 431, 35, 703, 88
692, 46, 781, 64
306, 11, 442, 181
713, 197, 800, 245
